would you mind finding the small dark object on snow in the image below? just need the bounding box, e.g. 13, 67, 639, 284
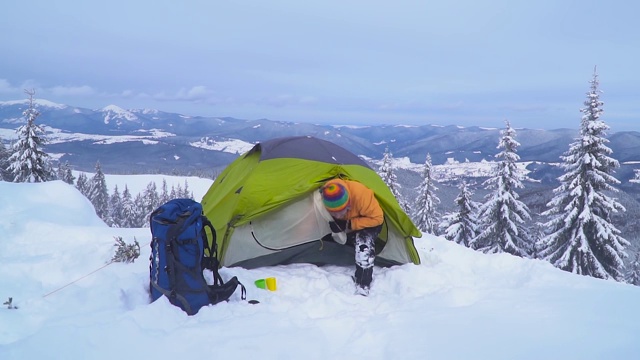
4, 297, 18, 309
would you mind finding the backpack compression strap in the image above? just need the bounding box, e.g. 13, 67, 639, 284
151, 214, 196, 313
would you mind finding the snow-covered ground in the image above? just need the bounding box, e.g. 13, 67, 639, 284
1, 178, 640, 360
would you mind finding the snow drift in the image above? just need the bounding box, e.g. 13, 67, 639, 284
1, 180, 640, 360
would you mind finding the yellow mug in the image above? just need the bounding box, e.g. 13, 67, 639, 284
255, 277, 277, 291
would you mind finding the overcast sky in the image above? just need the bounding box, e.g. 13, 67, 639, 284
1, 1, 638, 130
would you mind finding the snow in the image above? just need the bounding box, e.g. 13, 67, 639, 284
0, 99, 67, 109
100, 105, 139, 123
44, 128, 176, 145
2, 178, 640, 359
332, 125, 371, 129
189, 138, 255, 155
135, 108, 160, 115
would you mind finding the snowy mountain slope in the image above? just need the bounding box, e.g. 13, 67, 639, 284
3, 98, 640, 217
4, 97, 640, 183
0, 98, 586, 173
1, 179, 640, 360
99, 105, 140, 125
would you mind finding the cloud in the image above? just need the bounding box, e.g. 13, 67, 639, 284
147, 86, 318, 110
498, 104, 550, 113
172, 86, 211, 101
0, 80, 99, 99
153, 86, 213, 102
0, 79, 18, 93
0, 79, 48, 97
20, 80, 41, 92
0, 79, 37, 94
375, 100, 465, 113
262, 94, 319, 107
49, 85, 96, 96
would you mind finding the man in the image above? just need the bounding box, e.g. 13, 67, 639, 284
320, 178, 384, 296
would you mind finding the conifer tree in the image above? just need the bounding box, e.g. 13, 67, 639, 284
56, 163, 64, 181
0, 140, 11, 181
413, 153, 441, 235
378, 146, 409, 212
530, 222, 548, 259
440, 181, 480, 248
174, 179, 194, 199
471, 121, 532, 257
75, 172, 90, 198
133, 193, 148, 227
57, 161, 75, 184
142, 181, 160, 220
108, 185, 124, 228
111, 236, 140, 263
159, 179, 170, 204
537, 69, 628, 281
120, 185, 137, 228
181, 179, 191, 199
89, 161, 110, 221
8, 90, 55, 183
626, 252, 640, 286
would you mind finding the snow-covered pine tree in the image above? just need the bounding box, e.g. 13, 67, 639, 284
181, 179, 194, 199
0, 140, 11, 181
57, 161, 75, 184
8, 90, 56, 183
181, 180, 190, 198
64, 165, 75, 185
159, 179, 169, 204
169, 184, 178, 200
133, 193, 148, 227
142, 181, 161, 220
120, 185, 137, 228
440, 181, 480, 248
75, 172, 91, 198
537, 68, 629, 281
471, 121, 532, 257
111, 236, 140, 263
378, 146, 409, 212
108, 185, 124, 228
55, 164, 64, 181
88, 161, 110, 221
530, 222, 548, 259
626, 252, 640, 286
413, 153, 441, 235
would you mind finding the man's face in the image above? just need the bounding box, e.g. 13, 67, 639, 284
330, 207, 348, 219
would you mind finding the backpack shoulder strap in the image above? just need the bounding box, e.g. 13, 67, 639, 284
201, 216, 224, 286
200, 214, 247, 303
201, 216, 217, 257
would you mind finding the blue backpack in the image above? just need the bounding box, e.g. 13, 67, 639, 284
149, 198, 245, 315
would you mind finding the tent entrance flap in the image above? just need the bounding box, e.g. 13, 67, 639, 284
223, 192, 333, 266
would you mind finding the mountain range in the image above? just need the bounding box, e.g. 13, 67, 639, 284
2, 99, 640, 185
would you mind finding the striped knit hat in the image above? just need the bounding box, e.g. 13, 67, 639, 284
321, 181, 349, 213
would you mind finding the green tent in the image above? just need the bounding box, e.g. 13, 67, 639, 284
201, 136, 421, 268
